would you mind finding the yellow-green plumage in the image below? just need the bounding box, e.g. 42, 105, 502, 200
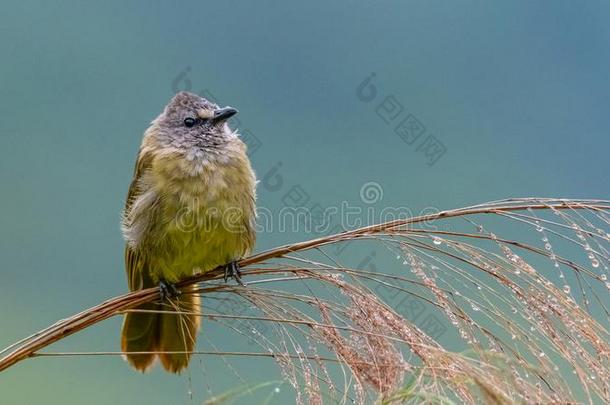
120, 92, 256, 373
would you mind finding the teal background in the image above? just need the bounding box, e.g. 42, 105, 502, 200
1, 1, 609, 404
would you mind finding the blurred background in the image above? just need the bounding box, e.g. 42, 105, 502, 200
1, 1, 609, 403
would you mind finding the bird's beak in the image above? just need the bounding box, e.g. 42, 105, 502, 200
212, 106, 238, 123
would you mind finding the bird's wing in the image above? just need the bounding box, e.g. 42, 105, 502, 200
124, 149, 155, 291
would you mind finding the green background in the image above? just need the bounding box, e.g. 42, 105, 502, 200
1, 1, 609, 404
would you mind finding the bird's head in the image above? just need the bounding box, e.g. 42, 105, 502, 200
153, 91, 239, 150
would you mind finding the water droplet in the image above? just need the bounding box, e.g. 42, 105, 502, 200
591, 259, 599, 268
432, 237, 442, 245
563, 285, 571, 294
600, 274, 607, 281
536, 225, 543, 232
471, 304, 480, 311
514, 268, 521, 275
539, 351, 545, 357
544, 243, 552, 251
274, 387, 281, 393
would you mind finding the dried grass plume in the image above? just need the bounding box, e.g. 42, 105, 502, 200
1, 198, 609, 404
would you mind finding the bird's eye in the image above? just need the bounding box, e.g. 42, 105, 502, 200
184, 117, 196, 127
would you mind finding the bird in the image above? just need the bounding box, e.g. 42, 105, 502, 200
120, 91, 257, 373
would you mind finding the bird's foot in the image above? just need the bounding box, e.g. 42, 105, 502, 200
224, 261, 246, 286
159, 280, 181, 301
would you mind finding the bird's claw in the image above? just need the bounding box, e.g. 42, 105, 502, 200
159, 280, 181, 301
224, 261, 246, 286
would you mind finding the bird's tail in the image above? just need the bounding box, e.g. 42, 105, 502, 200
121, 284, 201, 373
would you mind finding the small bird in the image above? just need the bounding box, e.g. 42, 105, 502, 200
120, 91, 256, 373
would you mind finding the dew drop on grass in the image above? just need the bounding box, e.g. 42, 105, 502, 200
432, 237, 442, 245
563, 285, 571, 294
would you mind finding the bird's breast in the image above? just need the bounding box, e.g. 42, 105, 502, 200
139, 148, 256, 280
